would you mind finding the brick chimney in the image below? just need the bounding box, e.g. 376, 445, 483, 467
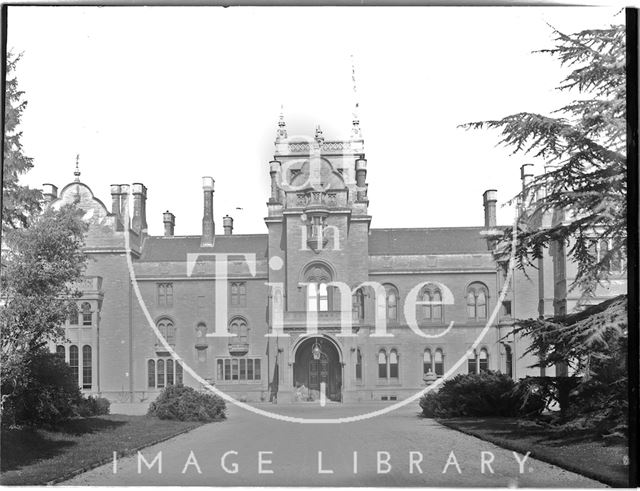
163, 211, 175, 236
223, 215, 234, 235
120, 184, 130, 231
110, 184, 123, 231
131, 183, 148, 235
520, 164, 534, 193
201, 177, 215, 247
42, 183, 58, 204
483, 190, 497, 228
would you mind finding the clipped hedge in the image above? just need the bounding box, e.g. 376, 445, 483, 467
76, 396, 111, 417
148, 385, 226, 422
419, 371, 545, 418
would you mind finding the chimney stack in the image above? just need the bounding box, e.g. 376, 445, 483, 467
163, 211, 175, 237
110, 184, 123, 231
201, 177, 215, 247
131, 183, 148, 235
483, 189, 497, 228
520, 164, 534, 193
120, 184, 130, 231
42, 183, 58, 204
223, 215, 234, 235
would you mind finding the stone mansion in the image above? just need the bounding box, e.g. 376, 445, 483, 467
44, 117, 626, 404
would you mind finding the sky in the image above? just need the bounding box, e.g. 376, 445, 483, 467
7, 6, 622, 236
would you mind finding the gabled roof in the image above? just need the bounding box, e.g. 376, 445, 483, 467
139, 234, 268, 262
368, 227, 492, 255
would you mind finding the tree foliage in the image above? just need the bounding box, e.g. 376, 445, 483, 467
0, 205, 88, 416
463, 23, 626, 296
3, 51, 41, 232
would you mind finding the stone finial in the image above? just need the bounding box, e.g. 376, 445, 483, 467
315, 125, 324, 143
276, 105, 288, 142
74, 154, 81, 182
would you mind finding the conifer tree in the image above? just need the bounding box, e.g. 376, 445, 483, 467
3, 51, 41, 233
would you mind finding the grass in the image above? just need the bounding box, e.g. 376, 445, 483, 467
0, 414, 204, 485
437, 417, 629, 487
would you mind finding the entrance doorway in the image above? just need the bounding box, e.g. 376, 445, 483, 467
293, 337, 341, 401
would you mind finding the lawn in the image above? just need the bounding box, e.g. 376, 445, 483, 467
0, 414, 204, 485
438, 417, 629, 487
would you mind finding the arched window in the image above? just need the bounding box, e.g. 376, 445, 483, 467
420, 285, 443, 321
504, 345, 513, 379
467, 349, 477, 374
384, 284, 398, 321
353, 288, 365, 321
423, 349, 433, 375
434, 349, 444, 376
157, 359, 165, 388
598, 238, 609, 261
378, 350, 387, 379
355, 348, 363, 381
176, 361, 183, 385
389, 349, 399, 379
166, 359, 174, 385
466, 283, 489, 320
157, 318, 175, 345
81, 302, 92, 326
196, 322, 207, 340
56, 345, 65, 359
69, 345, 79, 384
479, 348, 489, 373
304, 264, 332, 312
148, 360, 156, 388
82, 345, 92, 389
228, 317, 248, 344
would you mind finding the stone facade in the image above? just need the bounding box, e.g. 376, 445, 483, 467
45, 123, 625, 404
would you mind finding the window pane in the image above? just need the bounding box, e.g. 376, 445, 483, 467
231, 359, 239, 380
307, 283, 318, 312
217, 359, 224, 380
247, 359, 254, 380
389, 350, 398, 378
240, 359, 246, 380
148, 360, 155, 388
318, 284, 329, 312
423, 350, 432, 374
166, 323, 175, 344
432, 291, 442, 320
378, 350, 387, 378
157, 360, 165, 388
224, 359, 231, 380
422, 292, 431, 320
166, 284, 173, 306
479, 349, 489, 373
167, 359, 174, 385
69, 346, 79, 383
82, 345, 92, 389
254, 359, 261, 380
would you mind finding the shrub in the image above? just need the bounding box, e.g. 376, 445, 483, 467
419, 371, 545, 418
148, 385, 226, 422
76, 396, 111, 417
2, 350, 84, 426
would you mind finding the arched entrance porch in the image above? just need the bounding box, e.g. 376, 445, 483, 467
292, 336, 342, 402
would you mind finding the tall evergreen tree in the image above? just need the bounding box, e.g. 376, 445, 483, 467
464, 23, 626, 296
3, 51, 41, 233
